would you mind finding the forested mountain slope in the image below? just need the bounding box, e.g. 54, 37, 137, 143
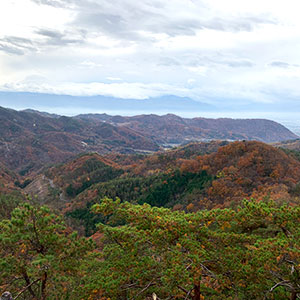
0, 106, 159, 173
0, 162, 19, 193
0, 105, 298, 175
21, 141, 300, 235
77, 113, 298, 144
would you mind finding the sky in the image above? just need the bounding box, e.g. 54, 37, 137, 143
1, 0, 300, 111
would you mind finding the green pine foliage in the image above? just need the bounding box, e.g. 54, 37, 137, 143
0, 203, 94, 300
0, 197, 299, 299
0, 193, 23, 220
69, 170, 212, 235
87, 198, 300, 300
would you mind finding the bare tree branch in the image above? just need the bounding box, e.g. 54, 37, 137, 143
270, 280, 292, 292
20, 267, 37, 298
134, 280, 155, 299
14, 278, 40, 300
184, 288, 193, 300
177, 285, 189, 294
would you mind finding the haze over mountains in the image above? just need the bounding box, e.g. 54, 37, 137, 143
2, 91, 300, 115
2, 91, 300, 135
0, 92, 215, 115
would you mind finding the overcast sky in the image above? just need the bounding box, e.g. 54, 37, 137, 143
1, 0, 300, 108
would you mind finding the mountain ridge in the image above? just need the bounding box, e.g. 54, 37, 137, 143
0, 105, 298, 174
0, 106, 160, 173
0, 92, 215, 114
77, 113, 298, 144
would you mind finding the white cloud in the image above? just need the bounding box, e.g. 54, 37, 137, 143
79, 60, 103, 68
0, 0, 73, 37
106, 77, 122, 81
2, 80, 189, 99
1, 0, 300, 110
186, 66, 207, 76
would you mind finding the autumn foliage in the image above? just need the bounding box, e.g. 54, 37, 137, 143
179, 141, 300, 208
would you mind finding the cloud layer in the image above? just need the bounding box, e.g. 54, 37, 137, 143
1, 0, 300, 109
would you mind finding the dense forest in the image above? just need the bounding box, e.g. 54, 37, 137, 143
0, 199, 299, 299
0, 141, 300, 299
40, 141, 300, 236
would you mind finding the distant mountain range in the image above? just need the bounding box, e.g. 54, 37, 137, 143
0, 92, 215, 115
2, 91, 300, 115
0, 105, 298, 174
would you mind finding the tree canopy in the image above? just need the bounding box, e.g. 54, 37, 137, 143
0, 203, 94, 300
0, 198, 299, 299
88, 198, 300, 300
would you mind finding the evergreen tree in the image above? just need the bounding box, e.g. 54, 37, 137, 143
0, 203, 94, 300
